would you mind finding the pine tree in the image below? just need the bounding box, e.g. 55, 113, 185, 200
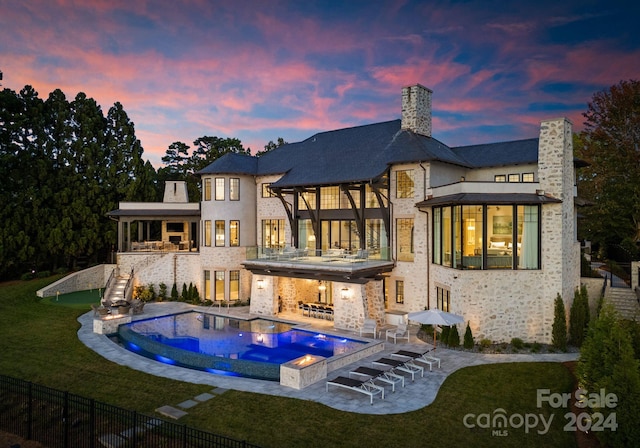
552, 293, 567, 351
440, 326, 450, 346
448, 325, 460, 348
463, 322, 474, 349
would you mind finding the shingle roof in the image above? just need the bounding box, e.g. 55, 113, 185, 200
197, 121, 543, 186
452, 138, 539, 168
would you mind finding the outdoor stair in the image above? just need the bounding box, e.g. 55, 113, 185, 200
604, 286, 640, 321
104, 276, 130, 304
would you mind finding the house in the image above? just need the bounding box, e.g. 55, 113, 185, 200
108, 84, 580, 343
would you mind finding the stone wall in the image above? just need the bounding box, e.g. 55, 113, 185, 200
36, 264, 116, 297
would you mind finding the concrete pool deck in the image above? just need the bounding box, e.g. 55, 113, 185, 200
77, 302, 579, 415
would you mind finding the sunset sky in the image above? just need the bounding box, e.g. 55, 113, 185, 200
1, 0, 638, 166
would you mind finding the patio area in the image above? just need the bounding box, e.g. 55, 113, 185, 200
77, 302, 579, 415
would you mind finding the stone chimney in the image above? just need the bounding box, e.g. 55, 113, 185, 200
401, 84, 432, 137
163, 180, 189, 203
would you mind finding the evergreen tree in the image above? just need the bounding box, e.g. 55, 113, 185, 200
440, 326, 450, 346
552, 294, 567, 351
448, 325, 460, 348
463, 322, 474, 349
578, 304, 640, 447
569, 287, 589, 346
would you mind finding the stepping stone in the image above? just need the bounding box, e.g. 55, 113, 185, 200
194, 392, 215, 402
155, 405, 188, 420
211, 388, 228, 395
178, 399, 199, 409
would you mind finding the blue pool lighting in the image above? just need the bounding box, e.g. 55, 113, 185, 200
117, 310, 368, 381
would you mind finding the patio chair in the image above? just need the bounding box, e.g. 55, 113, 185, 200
386, 323, 410, 344
372, 357, 424, 381
390, 349, 440, 371
326, 376, 385, 404
349, 366, 405, 392
131, 299, 145, 315
359, 318, 377, 338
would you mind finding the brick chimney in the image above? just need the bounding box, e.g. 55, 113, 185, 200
401, 84, 432, 137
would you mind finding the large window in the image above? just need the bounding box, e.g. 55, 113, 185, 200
204, 220, 212, 247
215, 178, 225, 200
396, 170, 414, 198
397, 218, 414, 262
230, 178, 239, 201
262, 219, 285, 248
433, 204, 540, 270
204, 178, 211, 201
214, 271, 225, 301
215, 220, 225, 247
230, 270, 239, 301
230, 220, 239, 247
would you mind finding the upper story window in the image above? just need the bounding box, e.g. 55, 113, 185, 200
433, 204, 540, 270
204, 178, 212, 201
204, 220, 212, 247
397, 218, 414, 262
320, 187, 340, 209
230, 178, 240, 201
298, 191, 316, 210
494, 175, 506, 182
215, 178, 225, 200
215, 220, 225, 246
508, 174, 520, 182
396, 170, 415, 198
230, 220, 239, 247
522, 173, 534, 182
262, 183, 276, 197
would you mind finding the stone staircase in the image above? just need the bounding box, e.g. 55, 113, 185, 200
104, 275, 130, 304
604, 286, 640, 321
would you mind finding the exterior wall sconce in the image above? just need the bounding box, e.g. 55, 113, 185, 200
341, 287, 350, 299
257, 279, 265, 289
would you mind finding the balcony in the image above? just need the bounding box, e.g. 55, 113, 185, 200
243, 247, 395, 283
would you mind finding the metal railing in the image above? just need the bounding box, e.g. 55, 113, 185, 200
0, 374, 261, 448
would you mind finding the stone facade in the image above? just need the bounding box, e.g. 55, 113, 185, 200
401, 84, 432, 137
109, 86, 580, 345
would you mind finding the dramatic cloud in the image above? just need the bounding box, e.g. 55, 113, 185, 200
0, 0, 637, 164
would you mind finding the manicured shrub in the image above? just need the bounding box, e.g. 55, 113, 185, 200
181, 283, 188, 301
440, 326, 450, 346
448, 325, 460, 348
479, 338, 492, 349
511, 337, 524, 350
569, 285, 590, 347
158, 282, 167, 301
552, 293, 567, 351
463, 322, 474, 349
170, 283, 179, 301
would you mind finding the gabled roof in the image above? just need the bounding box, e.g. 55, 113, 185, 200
197, 121, 545, 187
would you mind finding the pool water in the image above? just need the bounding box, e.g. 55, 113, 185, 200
117, 311, 366, 380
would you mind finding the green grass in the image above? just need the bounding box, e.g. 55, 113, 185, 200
0, 277, 578, 448
40, 288, 102, 308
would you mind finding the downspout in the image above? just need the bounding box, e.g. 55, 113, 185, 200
419, 162, 430, 309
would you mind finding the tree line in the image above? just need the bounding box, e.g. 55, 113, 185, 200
0, 85, 284, 280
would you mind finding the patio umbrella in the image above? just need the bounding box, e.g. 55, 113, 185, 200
407, 309, 464, 348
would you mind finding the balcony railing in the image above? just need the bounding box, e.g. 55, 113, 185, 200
245, 246, 392, 264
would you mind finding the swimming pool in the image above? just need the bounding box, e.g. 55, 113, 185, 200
117, 311, 367, 381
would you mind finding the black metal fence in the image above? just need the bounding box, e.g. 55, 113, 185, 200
0, 375, 261, 448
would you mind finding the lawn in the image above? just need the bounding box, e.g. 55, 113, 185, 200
0, 277, 578, 448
